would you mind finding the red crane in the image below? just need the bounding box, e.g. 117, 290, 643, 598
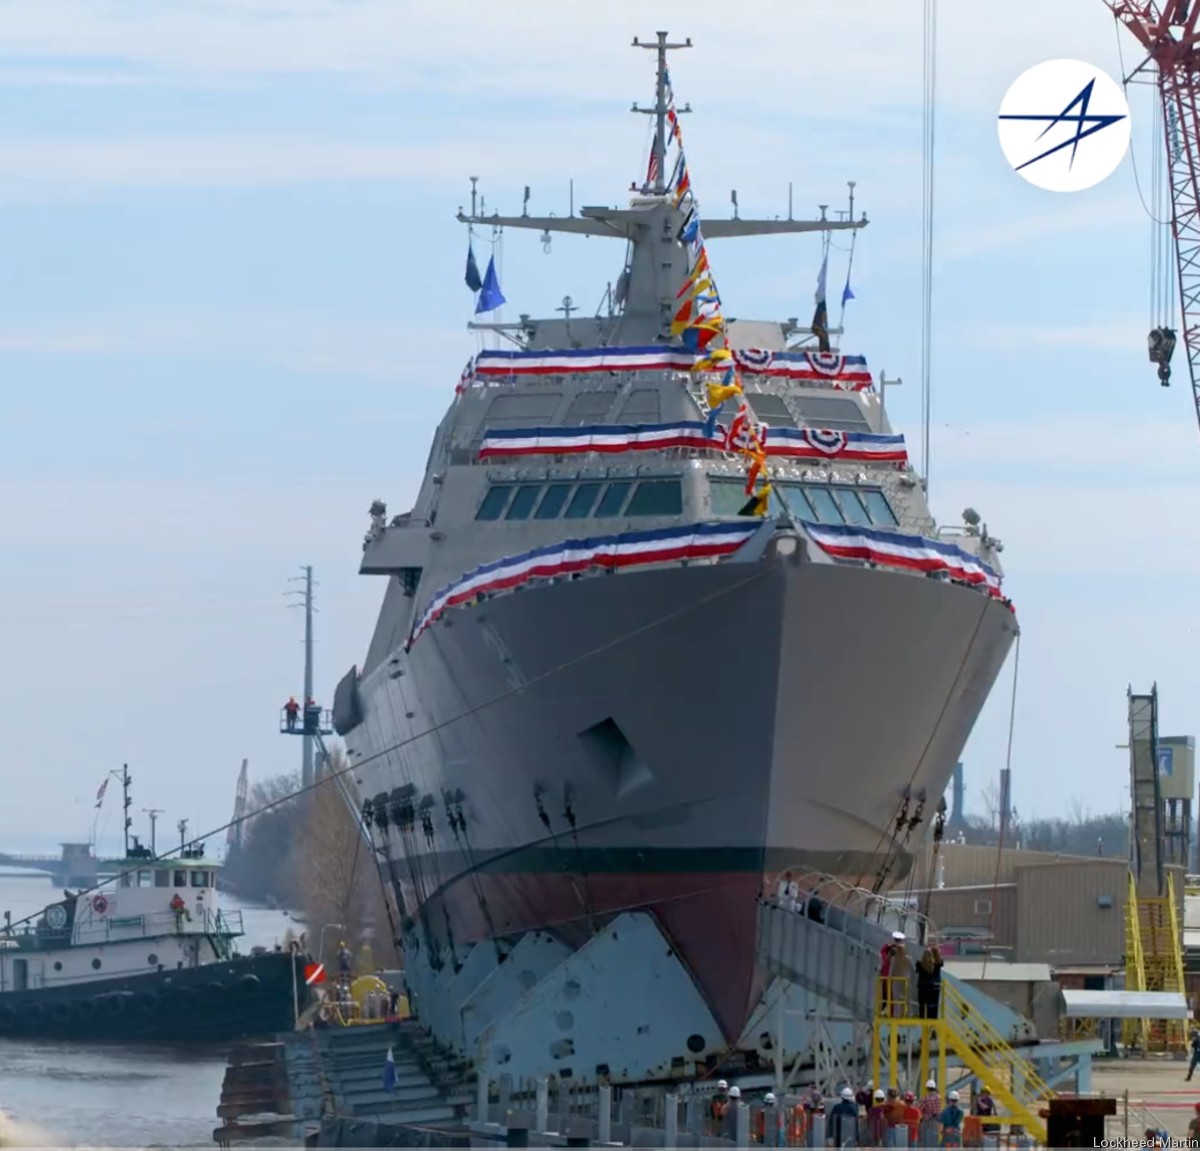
1107, 2, 1200, 420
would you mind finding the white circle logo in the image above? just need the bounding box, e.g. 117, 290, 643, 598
997, 59, 1131, 192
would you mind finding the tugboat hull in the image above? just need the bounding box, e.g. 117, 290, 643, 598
0, 950, 303, 1044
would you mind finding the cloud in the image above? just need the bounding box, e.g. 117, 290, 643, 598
0, 308, 466, 381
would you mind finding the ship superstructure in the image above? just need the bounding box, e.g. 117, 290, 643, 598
330, 34, 1018, 1082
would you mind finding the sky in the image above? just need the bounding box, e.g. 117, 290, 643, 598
0, 0, 1192, 851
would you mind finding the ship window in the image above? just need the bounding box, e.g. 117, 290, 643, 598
191, 870, 209, 888
138, 870, 153, 888
708, 478, 750, 516
147, 953, 158, 966
594, 481, 632, 517
565, 482, 601, 519
505, 485, 543, 520
476, 485, 513, 521
120, 872, 132, 888
564, 391, 618, 424
92, 958, 102, 970
803, 486, 844, 524
746, 393, 798, 428
626, 480, 683, 517
861, 489, 898, 527
155, 870, 170, 887
795, 394, 871, 433
833, 486, 872, 526
779, 484, 815, 520
617, 388, 661, 422
174, 870, 186, 887
535, 483, 573, 519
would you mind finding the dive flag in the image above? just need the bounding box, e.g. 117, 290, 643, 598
383, 1046, 397, 1091
304, 962, 326, 985
95, 778, 108, 809
465, 242, 483, 293
476, 256, 506, 314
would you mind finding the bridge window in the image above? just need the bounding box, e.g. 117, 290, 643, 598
594, 481, 632, 517
476, 485, 513, 521
860, 488, 898, 527
709, 478, 750, 517
804, 486, 843, 524
564, 391, 618, 424
780, 485, 815, 520
746, 393, 798, 428
565, 482, 602, 519
120, 873, 132, 888
795, 395, 871, 433
505, 485, 543, 520
138, 870, 153, 888
626, 480, 683, 517
535, 483, 573, 519
832, 486, 872, 527
155, 870, 170, 888
174, 870, 187, 888
617, 388, 661, 422
191, 870, 209, 888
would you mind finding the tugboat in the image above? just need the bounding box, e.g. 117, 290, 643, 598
0, 769, 308, 1043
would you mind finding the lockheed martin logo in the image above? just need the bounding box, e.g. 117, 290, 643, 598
998, 59, 1131, 192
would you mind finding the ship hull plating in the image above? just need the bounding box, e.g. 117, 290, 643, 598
357, 554, 1016, 1039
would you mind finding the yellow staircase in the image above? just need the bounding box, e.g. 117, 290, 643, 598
1123, 871, 1187, 1053
872, 976, 1051, 1145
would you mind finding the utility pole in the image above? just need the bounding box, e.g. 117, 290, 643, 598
177, 818, 188, 853
286, 565, 318, 788
142, 808, 164, 855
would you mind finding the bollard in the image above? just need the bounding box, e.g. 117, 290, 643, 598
598, 1084, 612, 1144
808, 1112, 826, 1148
735, 1102, 752, 1147
665, 1094, 679, 1147
982, 1134, 999, 1150
890, 1124, 909, 1148
555, 1077, 568, 1133
685, 1095, 701, 1136
498, 1073, 512, 1116
535, 1077, 550, 1136
763, 1106, 780, 1147
476, 1073, 489, 1123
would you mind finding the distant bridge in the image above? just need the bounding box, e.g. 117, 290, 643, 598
0, 845, 127, 887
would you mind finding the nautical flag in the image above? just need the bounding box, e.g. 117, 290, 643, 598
738, 483, 772, 517
646, 146, 659, 188
475, 256, 506, 314
670, 298, 694, 336
811, 248, 830, 353
677, 211, 700, 246
677, 250, 710, 296
383, 1046, 397, 1091
667, 106, 683, 143
706, 380, 741, 410
465, 241, 482, 293
304, 962, 326, 985
455, 359, 474, 395
842, 273, 856, 308
673, 167, 691, 208
680, 323, 720, 354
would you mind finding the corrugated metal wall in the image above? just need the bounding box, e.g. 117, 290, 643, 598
1013, 860, 1127, 966
924, 885, 1018, 952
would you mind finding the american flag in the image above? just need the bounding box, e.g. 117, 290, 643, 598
645, 147, 659, 188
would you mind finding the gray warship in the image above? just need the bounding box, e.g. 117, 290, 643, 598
328, 33, 1018, 1081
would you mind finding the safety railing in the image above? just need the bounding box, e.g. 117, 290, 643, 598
775, 869, 937, 945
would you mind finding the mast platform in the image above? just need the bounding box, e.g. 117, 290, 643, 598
280, 706, 333, 737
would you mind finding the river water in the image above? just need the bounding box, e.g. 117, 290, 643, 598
0, 871, 301, 1147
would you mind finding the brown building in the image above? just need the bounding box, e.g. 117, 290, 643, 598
912, 844, 1184, 980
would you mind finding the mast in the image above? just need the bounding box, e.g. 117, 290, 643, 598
121, 763, 131, 858
631, 32, 692, 194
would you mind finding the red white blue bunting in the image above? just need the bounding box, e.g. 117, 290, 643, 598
469, 345, 873, 390
478, 422, 907, 464
802, 522, 1002, 597
407, 521, 760, 646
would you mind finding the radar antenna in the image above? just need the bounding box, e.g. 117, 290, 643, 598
631, 32, 692, 194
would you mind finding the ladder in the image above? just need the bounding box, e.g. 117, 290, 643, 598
872, 976, 1051, 1145
1135, 874, 1187, 1052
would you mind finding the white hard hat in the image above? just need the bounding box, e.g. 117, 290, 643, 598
728, 1085, 741, 1098
840, 1087, 854, 1100
717, 1079, 728, 1091
764, 1092, 777, 1105
892, 931, 906, 941
873, 1089, 886, 1100
926, 1079, 937, 1090
948, 1090, 959, 1101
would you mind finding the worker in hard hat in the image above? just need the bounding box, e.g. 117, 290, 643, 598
724, 1085, 741, 1139
901, 1091, 920, 1147
828, 1085, 858, 1148
708, 1080, 730, 1133
754, 1092, 779, 1145
939, 1089, 965, 1148
336, 940, 353, 981
284, 696, 300, 731
919, 1078, 943, 1147
867, 1088, 888, 1147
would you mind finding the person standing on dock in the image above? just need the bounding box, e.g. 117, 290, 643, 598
1187, 1028, 1200, 1080
828, 1086, 858, 1148
708, 1080, 730, 1135
866, 1089, 887, 1147
918, 1080, 942, 1147
938, 1090, 965, 1148
888, 936, 914, 1017
916, 945, 944, 1018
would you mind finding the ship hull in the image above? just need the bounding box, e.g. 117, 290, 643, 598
355, 552, 1016, 1038
0, 950, 303, 1044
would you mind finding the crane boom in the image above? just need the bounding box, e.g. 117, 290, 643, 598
1109, 2, 1200, 424
227, 757, 248, 851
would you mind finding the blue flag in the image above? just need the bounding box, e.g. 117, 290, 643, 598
842, 276, 855, 307
383, 1046, 396, 1091
476, 256, 506, 314
465, 242, 483, 293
